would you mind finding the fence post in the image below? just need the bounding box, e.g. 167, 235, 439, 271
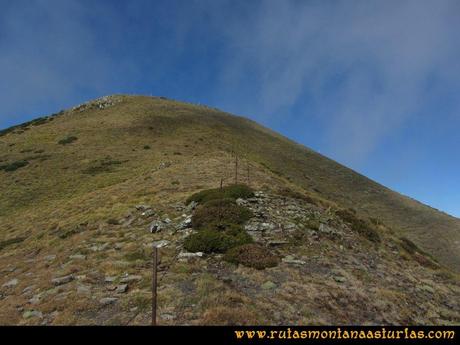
152, 246, 158, 326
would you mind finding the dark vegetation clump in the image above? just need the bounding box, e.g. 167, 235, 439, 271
184, 228, 252, 254
143, 145, 151, 150
224, 243, 280, 269
191, 198, 253, 230
186, 184, 254, 205
0, 160, 29, 172
107, 218, 120, 225
82, 158, 124, 175
58, 136, 78, 145
336, 208, 381, 243
0, 237, 26, 251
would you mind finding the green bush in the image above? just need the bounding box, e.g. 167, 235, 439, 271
186, 184, 254, 205
0, 160, 29, 172
58, 136, 78, 145
224, 243, 280, 270
191, 199, 253, 230
336, 208, 381, 243
184, 228, 253, 254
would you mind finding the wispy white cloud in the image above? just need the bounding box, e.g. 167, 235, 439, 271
211, 0, 460, 164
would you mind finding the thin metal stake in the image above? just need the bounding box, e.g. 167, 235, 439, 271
152, 246, 158, 326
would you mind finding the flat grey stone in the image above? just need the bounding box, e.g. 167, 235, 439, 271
2, 278, 18, 288
51, 275, 74, 286
120, 275, 142, 283
100, 297, 118, 305
116, 284, 129, 293
23, 310, 43, 319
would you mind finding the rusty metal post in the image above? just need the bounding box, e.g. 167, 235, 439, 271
152, 246, 158, 326
235, 155, 238, 184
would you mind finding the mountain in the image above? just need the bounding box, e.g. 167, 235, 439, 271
0, 95, 458, 325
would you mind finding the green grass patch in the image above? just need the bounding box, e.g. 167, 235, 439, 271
186, 184, 254, 205
224, 243, 280, 269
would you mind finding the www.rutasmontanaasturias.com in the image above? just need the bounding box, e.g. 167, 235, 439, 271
234, 327, 456, 340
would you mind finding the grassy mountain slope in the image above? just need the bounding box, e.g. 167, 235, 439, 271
0, 95, 459, 325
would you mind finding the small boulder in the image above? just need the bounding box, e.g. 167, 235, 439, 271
2, 278, 18, 288
116, 284, 129, 294
100, 297, 118, 305
23, 310, 43, 319
51, 275, 74, 286
153, 240, 170, 248
261, 281, 277, 290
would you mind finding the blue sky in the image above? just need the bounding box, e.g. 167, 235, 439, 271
1, 0, 459, 217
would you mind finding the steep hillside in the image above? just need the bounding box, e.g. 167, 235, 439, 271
0, 95, 459, 325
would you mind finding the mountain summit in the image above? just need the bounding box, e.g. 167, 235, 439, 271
0, 95, 458, 325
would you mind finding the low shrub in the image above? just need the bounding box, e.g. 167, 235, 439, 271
336, 208, 381, 243
184, 228, 253, 254
191, 199, 252, 230
186, 184, 254, 205
0, 160, 29, 172
143, 145, 151, 150
224, 243, 280, 269
58, 136, 78, 145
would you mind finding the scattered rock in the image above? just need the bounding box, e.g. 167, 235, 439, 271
69, 254, 86, 260
51, 275, 74, 286
160, 313, 176, 321
104, 276, 117, 283
268, 240, 290, 247
142, 209, 155, 218
116, 284, 129, 294
100, 297, 118, 305
120, 275, 142, 283
2, 278, 18, 288
135, 205, 151, 211
261, 281, 277, 290
333, 276, 347, 283
178, 252, 204, 259
153, 240, 170, 248
282, 256, 306, 265
23, 310, 43, 319
149, 221, 164, 233
77, 285, 91, 296
186, 201, 198, 212
177, 216, 192, 230
44, 255, 56, 261
29, 295, 42, 305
